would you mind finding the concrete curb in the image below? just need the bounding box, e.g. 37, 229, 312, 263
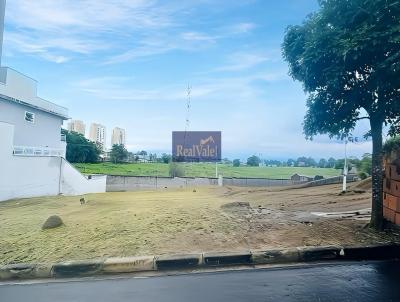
52, 260, 103, 278
102, 256, 155, 273
203, 251, 252, 266
155, 254, 202, 270
1, 244, 399, 281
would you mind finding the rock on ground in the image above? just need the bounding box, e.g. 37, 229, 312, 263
42, 215, 63, 230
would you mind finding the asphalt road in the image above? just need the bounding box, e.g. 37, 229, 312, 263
1, 261, 400, 302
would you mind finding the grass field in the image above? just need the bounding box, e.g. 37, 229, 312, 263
1, 184, 396, 265
73, 162, 340, 178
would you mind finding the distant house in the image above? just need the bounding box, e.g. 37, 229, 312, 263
0, 1, 106, 201
291, 173, 314, 182
0, 67, 69, 157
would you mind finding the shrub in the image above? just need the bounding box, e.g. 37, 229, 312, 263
169, 162, 185, 177
358, 172, 369, 180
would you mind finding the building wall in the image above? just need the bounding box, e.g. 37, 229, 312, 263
89, 123, 106, 148
0, 98, 63, 148
0, 122, 106, 201
0, 67, 68, 118
0, 122, 60, 200
67, 120, 85, 136
111, 127, 126, 145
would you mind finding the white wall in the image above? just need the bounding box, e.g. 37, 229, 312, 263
0, 122, 61, 200
60, 159, 106, 195
0, 98, 64, 148
0, 121, 106, 201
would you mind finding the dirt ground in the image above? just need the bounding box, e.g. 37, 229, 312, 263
0, 182, 398, 265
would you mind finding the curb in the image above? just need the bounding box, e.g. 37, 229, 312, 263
203, 251, 252, 266
155, 254, 202, 270
341, 244, 400, 260
251, 248, 299, 264
52, 260, 103, 278
1, 244, 399, 281
103, 256, 155, 273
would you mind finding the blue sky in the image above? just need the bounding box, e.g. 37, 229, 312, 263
2, 0, 373, 160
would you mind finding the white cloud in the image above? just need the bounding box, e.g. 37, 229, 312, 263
4, 0, 179, 63
214, 52, 270, 72
181, 32, 216, 42
227, 22, 256, 34
7, 0, 173, 32
5, 2, 258, 64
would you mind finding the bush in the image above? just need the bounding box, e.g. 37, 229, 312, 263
358, 172, 369, 180
169, 162, 185, 177
233, 159, 240, 167
383, 136, 400, 155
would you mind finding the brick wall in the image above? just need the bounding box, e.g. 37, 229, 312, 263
383, 151, 400, 225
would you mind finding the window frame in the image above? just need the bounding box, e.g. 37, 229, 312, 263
24, 111, 35, 123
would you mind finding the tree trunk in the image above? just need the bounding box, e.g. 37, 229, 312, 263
369, 117, 384, 230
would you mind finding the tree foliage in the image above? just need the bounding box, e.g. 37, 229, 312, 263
383, 135, 400, 154
282, 0, 400, 230
62, 129, 101, 163
247, 155, 261, 167
161, 153, 172, 164
110, 144, 128, 163
233, 159, 241, 167
355, 153, 373, 179
169, 162, 185, 177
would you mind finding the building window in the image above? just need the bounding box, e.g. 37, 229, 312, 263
24, 111, 35, 123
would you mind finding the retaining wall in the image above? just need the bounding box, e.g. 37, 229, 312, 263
106, 175, 309, 191
107, 175, 218, 191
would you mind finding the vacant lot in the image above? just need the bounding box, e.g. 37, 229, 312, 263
73, 162, 339, 178
1, 182, 397, 265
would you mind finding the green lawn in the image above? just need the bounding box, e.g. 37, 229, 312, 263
73, 162, 340, 179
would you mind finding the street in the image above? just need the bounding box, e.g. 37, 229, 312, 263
1, 261, 400, 302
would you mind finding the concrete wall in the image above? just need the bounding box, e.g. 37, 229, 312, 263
222, 177, 301, 187
107, 175, 218, 191
296, 175, 357, 188
0, 98, 63, 148
106, 175, 355, 192
106, 175, 307, 191
0, 122, 61, 200
60, 159, 106, 195
0, 122, 106, 201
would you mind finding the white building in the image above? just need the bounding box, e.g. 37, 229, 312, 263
67, 119, 85, 136
111, 127, 126, 146
0, 1, 106, 201
89, 123, 106, 149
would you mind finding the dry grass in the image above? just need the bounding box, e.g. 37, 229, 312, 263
0, 188, 240, 265
0, 184, 397, 265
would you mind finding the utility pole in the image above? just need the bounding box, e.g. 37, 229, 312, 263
342, 140, 348, 192
0, 0, 6, 67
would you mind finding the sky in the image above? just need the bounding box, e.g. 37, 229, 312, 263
2, 0, 375, 160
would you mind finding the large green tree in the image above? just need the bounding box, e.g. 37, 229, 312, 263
282, 0, 400, 229
110, 144, 128, 163
62, 129, 101, 163
247, 155, 261, 167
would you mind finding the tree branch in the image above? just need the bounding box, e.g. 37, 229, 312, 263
355, 116, 370, 121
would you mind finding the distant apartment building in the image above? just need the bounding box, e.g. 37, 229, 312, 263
89, 123, 106, 149
67, 120, 85, 135
111, 127, 126, 146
